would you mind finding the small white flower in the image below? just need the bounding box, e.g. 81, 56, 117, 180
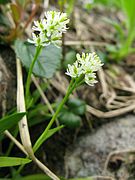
29, 11, 69, 47
85, 73, 98, 86
65, 61, 82, 78
28, 33, 41, 46
77, 52, 103, 73
66, 52, 103, 86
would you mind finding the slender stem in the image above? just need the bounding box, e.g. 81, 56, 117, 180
25, 45, 42, 101
33, 78, 77, 152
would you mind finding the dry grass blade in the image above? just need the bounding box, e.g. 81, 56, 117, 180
16, 58, 33, 156
86, 102, 135, 118
16, 59, 59, 180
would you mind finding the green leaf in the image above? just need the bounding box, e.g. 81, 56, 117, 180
44, 125, 64, 140
69, 177, 93, 180
19, 174, 51, 180
0, 112, 25, 135
59, 110, 81, 128
120, 0, 135, 32
33, 125, 64, 152
0, 0, 10, 4
12, 174, 66, 180
0, 157, 31, 167
14, 40, 62, 78
67, 98, 86, 115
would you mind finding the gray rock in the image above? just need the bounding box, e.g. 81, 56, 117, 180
65, 115, 135, 178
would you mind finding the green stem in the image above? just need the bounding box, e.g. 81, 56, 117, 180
33, 78, 78, 152
25, 45, 42, 101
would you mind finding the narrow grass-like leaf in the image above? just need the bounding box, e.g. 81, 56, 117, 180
0, 157, 31, 167
0, 112, 25, 135
121, 0, 135, 32
69, 177, 93, 180
33, 125, 64, 152
18, 174, 51, 180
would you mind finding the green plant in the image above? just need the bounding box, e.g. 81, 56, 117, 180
59, 98, 86, 128
0, 7, 103, 180
33, 52, 102, 152
106, 0, 135, 60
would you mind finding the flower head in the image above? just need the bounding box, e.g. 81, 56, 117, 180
28, 11, 69, 47
66, 52, 103, 86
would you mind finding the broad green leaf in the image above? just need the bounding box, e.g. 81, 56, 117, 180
0, 112, 25, 135
14, 40, 62, 78
67, 98, 86, 115
0, 157, 31, 167
59, 110, 81, 128
33, 125, 64, 152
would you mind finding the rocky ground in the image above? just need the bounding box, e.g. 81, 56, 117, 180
64, 115, 135, 180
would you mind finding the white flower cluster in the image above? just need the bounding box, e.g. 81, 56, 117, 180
28, 11, 69, 46
66, 52, 103, 86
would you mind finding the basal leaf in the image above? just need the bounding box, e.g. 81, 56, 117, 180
59, 110, 81, 128
0, 157, 31, 167
14, 39, 62, 78
67, 98, 86, 115
0, 112, 25, 135
33, 125, 64, 152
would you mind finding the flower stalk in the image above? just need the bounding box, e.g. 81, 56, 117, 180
33, 52, 103, 152
25, 45, 42, 104
33, 78, 75, 152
